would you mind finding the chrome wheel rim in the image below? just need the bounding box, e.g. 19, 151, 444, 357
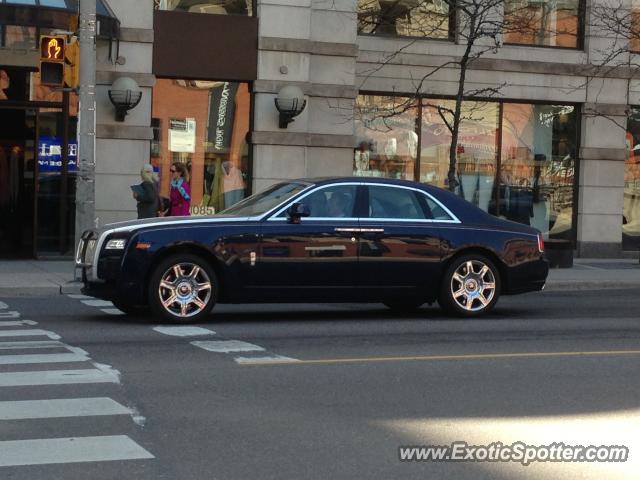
158, 262, 212, 318
450, 260, 496, 312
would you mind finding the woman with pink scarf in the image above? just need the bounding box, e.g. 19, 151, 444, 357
168, 162, 191, 216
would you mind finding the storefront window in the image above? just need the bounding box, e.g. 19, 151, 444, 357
501, 104, 577, 241
503, 0, 581, 48
2, 25, 36, 49
354, 95, 418, 180
632, 0, 640, 52
154, 0, 252, 16
420, 100, 499, 212
625, 108, 640, 250
152, 79, 251, 215
358, 0, 451, 39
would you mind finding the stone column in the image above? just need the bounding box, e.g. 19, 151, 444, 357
252, 0, 358, 193
94, 0, 155, 226
577, 101, 628, 257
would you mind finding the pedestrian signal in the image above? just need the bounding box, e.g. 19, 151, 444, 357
39, 35, 66, 87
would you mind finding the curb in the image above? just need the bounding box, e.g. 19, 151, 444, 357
543, 281, 640, 292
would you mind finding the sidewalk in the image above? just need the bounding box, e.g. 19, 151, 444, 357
0, 258, 638, 297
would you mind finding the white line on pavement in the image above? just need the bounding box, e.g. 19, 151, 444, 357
234, 355, 300, 365
191, 340, 265, 353
0, 302, 7, 310
0, 352, 89, 365
0, 369, 120, 387
0, 340, 64, 349
153, 326, 216, 337
0, 397, 132, 420
0, 329, 60, 339
101, 308, 125, 315
81, 299, 114, 308
67, 294, 93, 300
0, 320, 38, 327
0, 435, 154, 466
0, 311, 20, 319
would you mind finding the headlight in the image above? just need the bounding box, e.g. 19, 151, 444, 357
105, 239, 127, 250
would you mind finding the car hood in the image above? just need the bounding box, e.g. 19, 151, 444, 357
97, 215, 251, 235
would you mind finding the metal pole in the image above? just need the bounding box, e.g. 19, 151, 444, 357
75, 0, 97, 246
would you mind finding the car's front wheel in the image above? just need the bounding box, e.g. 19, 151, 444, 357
148, 254, 217, 323
438, 254, 501, 317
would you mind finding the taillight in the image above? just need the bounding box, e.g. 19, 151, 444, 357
537, 233, 545, 253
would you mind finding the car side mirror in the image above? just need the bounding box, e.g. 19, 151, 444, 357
287, 202, 310, 224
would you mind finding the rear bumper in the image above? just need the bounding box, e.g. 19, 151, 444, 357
504, 257, 549, 295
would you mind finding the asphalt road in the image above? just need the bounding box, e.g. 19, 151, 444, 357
1, 289, 640, 480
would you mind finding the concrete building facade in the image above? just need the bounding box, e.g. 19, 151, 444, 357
1, 0, 639, 259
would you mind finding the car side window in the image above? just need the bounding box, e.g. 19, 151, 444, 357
279, 185, 358, 218
423, 195, 454, 221
366, 186, 427, 220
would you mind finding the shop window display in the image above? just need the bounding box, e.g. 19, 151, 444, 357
354, 95, 418, 181
354, 95, 579, 241
152, 79, 251, 216
357, 0, 451, 39
625, 108, 640, 249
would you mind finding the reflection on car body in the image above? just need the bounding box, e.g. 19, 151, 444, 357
76, 177, 549, 322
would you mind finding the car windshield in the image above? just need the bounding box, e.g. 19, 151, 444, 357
219, 182, 310, 217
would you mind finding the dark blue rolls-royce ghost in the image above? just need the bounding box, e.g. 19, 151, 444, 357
75, 177, 548, 322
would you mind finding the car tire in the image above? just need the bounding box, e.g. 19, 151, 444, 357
148, 253, 217, 323
111, 298, 149, 317
438, 253, 501, 317
382, 300, 424, 312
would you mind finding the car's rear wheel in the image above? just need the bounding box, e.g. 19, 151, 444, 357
438, 254, 501, 317
148, 254, 217, 323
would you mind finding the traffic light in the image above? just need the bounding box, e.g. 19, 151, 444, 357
39, 35, 66, 87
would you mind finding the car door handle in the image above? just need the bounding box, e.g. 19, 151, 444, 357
335, 227, 361, 233
359, 228, 385, 233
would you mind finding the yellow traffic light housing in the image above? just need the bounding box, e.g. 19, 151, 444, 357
64, 38, 80, 89
39, 35, 66, 87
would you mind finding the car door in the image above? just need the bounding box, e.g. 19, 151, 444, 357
357, 183, 444, 295
245, 183, 361, 299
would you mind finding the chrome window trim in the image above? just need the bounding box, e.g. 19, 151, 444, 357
267, 182, 362, 221
362, 182, 461, 224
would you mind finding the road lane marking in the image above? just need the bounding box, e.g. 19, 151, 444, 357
0, 302, 8, 309
81, 299, 114, 308
0, 340, 64, 349
191, 340, 264, 353
153, 326, 216, 337
0, 398, 131, 420
0, 435, 154, 466
238, 349, 640, 366
0, 329, 60, 339
67, 294, 93, 300
101, 308, 125, 315
0, 320, 38, 327
0, 369, 120, 387
234, 355, 300, 365
0, 352, 89, 365
0, 311, 20, 319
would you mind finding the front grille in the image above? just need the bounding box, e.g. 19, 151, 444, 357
75, 232, 97, 267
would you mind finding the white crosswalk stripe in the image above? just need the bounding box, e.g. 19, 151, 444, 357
101, 308, 125, 315
81, 299, 114, 308
0, 301, 155, 468
0, 329, 60, 339
0, 368, 120, 387
0, 352, 89, 365
0, 397, 132, 420
191, 340, 265, 353
153, 326, 216, 337
0, 435, 154, 466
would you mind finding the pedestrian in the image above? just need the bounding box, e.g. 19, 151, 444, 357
166, 162, 191, 216
132, 163, 159, 219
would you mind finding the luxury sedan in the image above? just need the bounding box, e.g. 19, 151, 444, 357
75, 177, 548, 322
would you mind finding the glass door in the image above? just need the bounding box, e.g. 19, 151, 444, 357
0, 108, 36, 258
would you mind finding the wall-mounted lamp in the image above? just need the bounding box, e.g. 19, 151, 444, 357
108, 76, 142, 122
274, 85, 306, 128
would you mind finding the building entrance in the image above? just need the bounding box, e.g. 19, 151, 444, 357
0, 106, 76, 258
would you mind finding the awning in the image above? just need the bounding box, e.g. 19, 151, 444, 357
0, 0, 119, 39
